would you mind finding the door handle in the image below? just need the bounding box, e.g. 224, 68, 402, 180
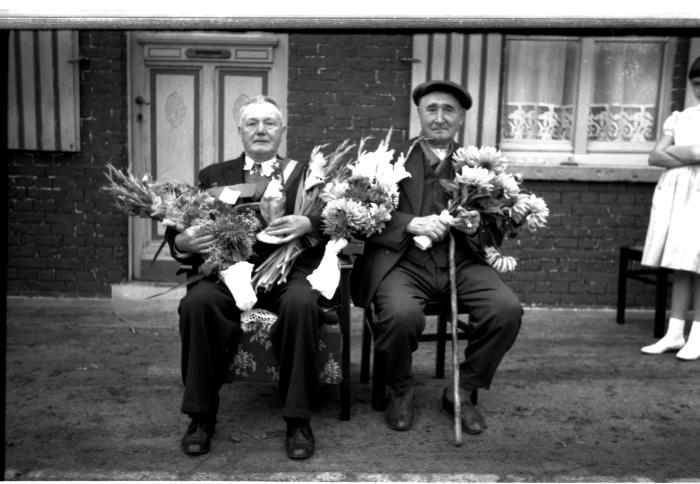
135, 96, 150, 106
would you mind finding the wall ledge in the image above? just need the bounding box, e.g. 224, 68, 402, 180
510, 162, 663, 183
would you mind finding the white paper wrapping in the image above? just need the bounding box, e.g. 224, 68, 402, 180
306, 238, 349, 299
220, 261, 257, 311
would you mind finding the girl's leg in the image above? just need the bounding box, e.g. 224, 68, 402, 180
676, 273, 700, 361
641, 270, 690, 354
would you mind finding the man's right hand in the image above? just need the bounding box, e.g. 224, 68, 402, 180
174, 225, 216, 254
406, 214, 451, 242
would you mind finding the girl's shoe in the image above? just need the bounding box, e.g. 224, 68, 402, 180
676, 343, 700, 361
640, 337, 685, 355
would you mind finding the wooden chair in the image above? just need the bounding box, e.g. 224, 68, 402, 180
616, 245, 672, 338
360, 300, 477, 411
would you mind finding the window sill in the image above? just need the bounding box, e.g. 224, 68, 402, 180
510, 162, 663, 183
504, 152, 664, 183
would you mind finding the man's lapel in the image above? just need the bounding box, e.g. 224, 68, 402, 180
399, 140, 425, 214
223, 154, 246, 184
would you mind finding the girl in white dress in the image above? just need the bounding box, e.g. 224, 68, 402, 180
641, 56, 700, 360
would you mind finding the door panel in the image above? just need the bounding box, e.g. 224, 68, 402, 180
129, 31, 288, 281
220, 70, 267, 161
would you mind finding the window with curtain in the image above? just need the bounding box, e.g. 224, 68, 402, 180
500, 35, 674, 163
501, 38, 578, 149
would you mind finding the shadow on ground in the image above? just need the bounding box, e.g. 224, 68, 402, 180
5, 297, 700, 482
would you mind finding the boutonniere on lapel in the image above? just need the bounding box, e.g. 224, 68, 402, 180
249, 158, 280, 178
249, 158, 283, 201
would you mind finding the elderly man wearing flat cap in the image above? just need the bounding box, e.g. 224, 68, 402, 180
351, 80, 522, 435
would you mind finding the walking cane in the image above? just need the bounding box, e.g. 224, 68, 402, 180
448, 232, 463, 446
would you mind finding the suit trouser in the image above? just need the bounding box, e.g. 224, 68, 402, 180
178, 267, 322, 421
371, 256, 522, 396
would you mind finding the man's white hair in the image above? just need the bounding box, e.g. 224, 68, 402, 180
238, 95, 285, 126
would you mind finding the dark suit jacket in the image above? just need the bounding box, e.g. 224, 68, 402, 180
165, 152, 325, 273
349, 139, 503, 309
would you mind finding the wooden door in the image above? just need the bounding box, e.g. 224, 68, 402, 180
128, 31, 289, 281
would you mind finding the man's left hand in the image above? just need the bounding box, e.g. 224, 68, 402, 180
451, 207, 480, 236
264, 215, 313, 243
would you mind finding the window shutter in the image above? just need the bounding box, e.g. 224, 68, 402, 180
410, 32, 502, 147
7, 30, 80, 152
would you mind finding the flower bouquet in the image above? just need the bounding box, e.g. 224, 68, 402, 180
251, 139, 357, 292
305, 130, 411, 299
101, 163, 261, 310
414, 145, 549, 273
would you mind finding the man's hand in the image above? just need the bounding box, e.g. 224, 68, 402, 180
407, 214, 451, 242
174, 225, 216, 254
264, 215, 313, 243
451, 207, 480, 236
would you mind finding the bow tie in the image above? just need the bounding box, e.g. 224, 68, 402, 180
244, 157, 277, 177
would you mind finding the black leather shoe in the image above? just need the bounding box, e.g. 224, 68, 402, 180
385, 389, 414, 431
181, 416, 215, 455
442, 387, 486, 435
286, 420, 315, 460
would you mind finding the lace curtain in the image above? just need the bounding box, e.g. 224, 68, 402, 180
589, 42, 662, 142
502, 39, 577, 142
501, 38, 663, 145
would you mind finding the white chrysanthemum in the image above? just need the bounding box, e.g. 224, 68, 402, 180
493, 173, 521, 199
511, 193, 549, 231
511, 193, 532, 222
367, 202, 392, 227
374, 179, 401, 209
524, 196, 549, 232
322, 180, 349, 202
455, 145, 508, 174
484, 246, 518, 273
452, 146, 479, 168
455, 166, 494, 190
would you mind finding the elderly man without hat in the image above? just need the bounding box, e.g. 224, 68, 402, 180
166, 95, 328, 460
350, 80, 522, 434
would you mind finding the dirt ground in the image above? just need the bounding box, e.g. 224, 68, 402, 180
4, 295, 700, 482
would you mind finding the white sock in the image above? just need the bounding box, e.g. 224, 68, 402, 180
665, 317, 687, 340
677, 321, 700, 360
641, 317, 686, 354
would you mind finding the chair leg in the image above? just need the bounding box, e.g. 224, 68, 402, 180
370, 343, 387, 411
435, 312, 447, 379
654, 270, 669, 339
362, 309, 387, 411
360, 318, 371, 384
470, 388, 478, 405
338, 268, 352, 421
616, 247, 629, 324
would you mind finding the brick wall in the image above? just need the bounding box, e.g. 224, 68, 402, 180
4, 31, 689, 306
287, 33, 413, 160
501, 181, 656, 307
7, 31, 129, 296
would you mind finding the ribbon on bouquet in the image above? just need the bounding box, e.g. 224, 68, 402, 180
306, 238, 349, 300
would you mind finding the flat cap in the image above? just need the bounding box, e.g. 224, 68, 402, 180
412, 80, 472, 110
